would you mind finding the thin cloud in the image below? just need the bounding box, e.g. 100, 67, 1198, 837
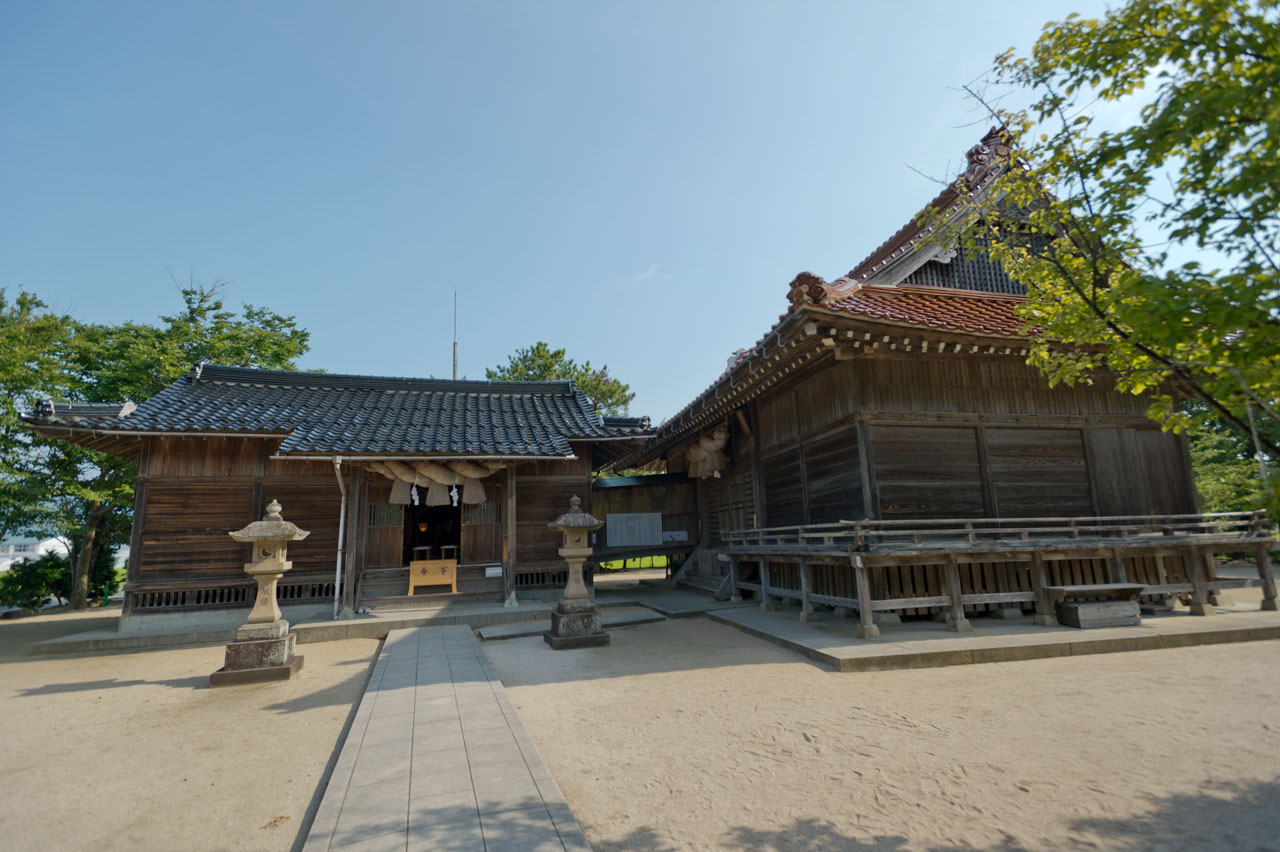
629, 264, 672, 284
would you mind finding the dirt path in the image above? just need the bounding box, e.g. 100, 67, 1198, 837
484, 618, 1280, 852
0, 610, 379, 852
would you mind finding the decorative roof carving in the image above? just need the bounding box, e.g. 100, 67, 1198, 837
786, 272, 828, 306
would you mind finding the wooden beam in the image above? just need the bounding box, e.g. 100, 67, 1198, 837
944, 555, 972, 632
1030, 552, 1057, 626
340, 466, 361, 616
853, 556, 878, 638
1187, 548, 1212, 615
799, 560, 815, 623
758, 559, 774, 611
504, 465, 517, 607
1109, 550, 1129, 583
1256, 544, 1277, 611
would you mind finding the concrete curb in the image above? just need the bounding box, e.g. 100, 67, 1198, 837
706, 611, 1280, 673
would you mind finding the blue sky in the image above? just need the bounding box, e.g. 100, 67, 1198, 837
1, 1, 1109, 421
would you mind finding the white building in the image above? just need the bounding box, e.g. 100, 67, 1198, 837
0, 536, 69, 572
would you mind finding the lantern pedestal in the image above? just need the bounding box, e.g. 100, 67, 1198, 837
211, 501, 309, 688
543, 497, 610, 650
544, 572, 610, 649
211, 618, 305, 687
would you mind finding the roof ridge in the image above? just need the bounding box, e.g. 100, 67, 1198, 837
193, 364, 577, 395
843, 126, 1014, 284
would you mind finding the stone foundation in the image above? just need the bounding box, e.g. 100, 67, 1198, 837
543, 597, 609, 650
210, 618, 305, 687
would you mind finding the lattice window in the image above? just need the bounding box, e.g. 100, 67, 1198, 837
905, 244, 1027, 295
368, 504, 403, 527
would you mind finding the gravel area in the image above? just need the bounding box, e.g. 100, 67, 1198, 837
0, 608, 379, 852
485, 615, 1280, 852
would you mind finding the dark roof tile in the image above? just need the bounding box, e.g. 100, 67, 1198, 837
27, 364, 627, 457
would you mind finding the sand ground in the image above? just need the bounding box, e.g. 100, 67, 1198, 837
6, 589, 1280, 852
0, 608, 379, 852
485, 613, 1280, 852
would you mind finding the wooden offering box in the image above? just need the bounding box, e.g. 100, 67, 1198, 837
409, 559, 458, 595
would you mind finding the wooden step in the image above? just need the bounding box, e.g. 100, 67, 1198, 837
361, 591, 503, 611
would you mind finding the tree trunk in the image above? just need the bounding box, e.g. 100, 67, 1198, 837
70, 501, 105, 610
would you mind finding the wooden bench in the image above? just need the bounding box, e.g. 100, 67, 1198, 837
409, 559, 458, 595
1043, 583, 1145, 628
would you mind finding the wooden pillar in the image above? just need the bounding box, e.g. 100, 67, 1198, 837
853, 556, 878, 639
798, 560, 814, 623
1030, 552, 1057, 627
1187, 548, 1212, 615
121, 479, 148, 620
340, 467, 361, 617
758, 559, 774, 612
728, 556, 742, 603
1109, 550, 1129, 584
504, 466, 518, 608
1255, 544, 1277, 611
944, 555, 972, 632
1202, 549, 1228, 606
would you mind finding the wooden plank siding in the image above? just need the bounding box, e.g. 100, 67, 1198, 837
513, 443, 592, 577
129, 435, 597, 608
692, 350, 1199, 616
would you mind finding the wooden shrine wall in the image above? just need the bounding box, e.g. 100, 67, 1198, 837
513, 445, 592, 569
132, 436, 343, 586
690, 352, 1196, 530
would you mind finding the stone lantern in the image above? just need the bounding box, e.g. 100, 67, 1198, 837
210, 500, 310, 687
543, 495, 609, 650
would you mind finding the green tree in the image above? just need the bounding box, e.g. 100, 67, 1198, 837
486, 341, 635, 416
5, 276, 311, 608
0, 291, 75, 542
0, 551, 67, 611
949, 0, 1280, 507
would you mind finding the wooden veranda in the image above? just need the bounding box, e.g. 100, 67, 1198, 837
722, 511, 1278, 638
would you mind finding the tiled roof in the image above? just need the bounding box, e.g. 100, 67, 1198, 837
25, 365, 626, 458
601, 415, 653, 435
822, 283, 1029, 337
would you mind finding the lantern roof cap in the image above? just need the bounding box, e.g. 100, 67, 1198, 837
547, 495, 603, 531
229, 500, 311, 543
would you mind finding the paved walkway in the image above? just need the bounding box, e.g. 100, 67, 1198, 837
303, 625, 591, 852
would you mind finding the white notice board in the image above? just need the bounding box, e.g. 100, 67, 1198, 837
606, 512, 663, 548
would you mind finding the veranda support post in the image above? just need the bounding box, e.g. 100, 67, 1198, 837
1030, 552, 1057, 627
1255, 544, 1277, 611
758, 559, 774, 612
1187, 548, 1213, 616
799, 560, 815, 623
853, 556, 878, 639
944, 554, 972, 633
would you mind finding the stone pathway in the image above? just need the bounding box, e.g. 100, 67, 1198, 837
303, 625, 591, 852
476, 605, 664, 641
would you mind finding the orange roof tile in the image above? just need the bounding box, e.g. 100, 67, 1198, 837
823, 284, 1030, 337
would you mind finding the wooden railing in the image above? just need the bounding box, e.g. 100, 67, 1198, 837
722, 511, 1272, 556
719, 511, 1277, 638
127, 573, 340, 613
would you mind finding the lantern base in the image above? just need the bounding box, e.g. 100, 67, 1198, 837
543, 631, 610, 650
543, 598, 610, 650
211, 654, 304, 687
210, 618, 304, 687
